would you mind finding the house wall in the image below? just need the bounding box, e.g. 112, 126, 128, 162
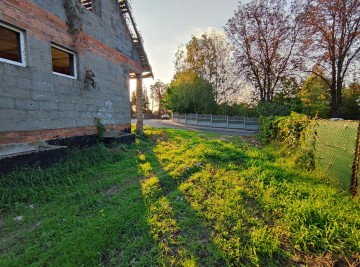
0, 0, 142, 145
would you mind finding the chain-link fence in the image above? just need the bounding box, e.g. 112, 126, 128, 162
313, 119, 360, 194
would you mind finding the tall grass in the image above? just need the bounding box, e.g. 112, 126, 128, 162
0, 128, 359, 266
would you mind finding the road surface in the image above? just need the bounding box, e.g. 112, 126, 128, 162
131, 119, 258, 136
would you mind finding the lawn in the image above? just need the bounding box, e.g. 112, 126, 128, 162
0, 127, 359, 266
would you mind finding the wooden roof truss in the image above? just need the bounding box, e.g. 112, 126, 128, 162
118, 0, 153, 78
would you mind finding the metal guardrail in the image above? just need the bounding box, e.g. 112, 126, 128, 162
172, 113, 259, 131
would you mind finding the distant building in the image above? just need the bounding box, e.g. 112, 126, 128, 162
0, 0, 152, 148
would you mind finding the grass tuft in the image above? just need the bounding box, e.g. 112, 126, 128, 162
0, 127, 359, 266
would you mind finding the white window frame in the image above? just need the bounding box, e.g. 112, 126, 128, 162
0, 22, 26, 67
51, 44, 77, 80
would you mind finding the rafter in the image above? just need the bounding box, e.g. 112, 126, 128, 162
118, 0, 153, 77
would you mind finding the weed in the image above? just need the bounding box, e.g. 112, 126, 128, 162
1, 127, 359, 266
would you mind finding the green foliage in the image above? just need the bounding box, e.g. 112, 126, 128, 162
94, 117, 106, 140
0, 144, 124, 209
1, 128, 359, 266
214, 102, 258, 117
150, 80, 167, 115
339, 83, 360, 120
130, 90, 136, 113
258, 115, 278, 144
142, 87, 151, 113
257, 94, 303, 117
298, 72, 331, 118
276, 112, 311, 148
175, 32, 236, 104
167, 70, 216, 114
130, 88, 152, 113
258, 113, 315, 170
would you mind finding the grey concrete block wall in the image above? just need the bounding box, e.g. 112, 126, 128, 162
0, 0, 142, 135
30, 0, 137, 62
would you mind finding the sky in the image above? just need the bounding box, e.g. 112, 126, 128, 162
130, 0, 248, 87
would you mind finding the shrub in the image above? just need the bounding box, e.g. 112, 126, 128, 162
276, 112, 310, 148
258, 112, 316, 170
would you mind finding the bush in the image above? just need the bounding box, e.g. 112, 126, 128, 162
258, 112, 316, 169
257, 96, 303, 117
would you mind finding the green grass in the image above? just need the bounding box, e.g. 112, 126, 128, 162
0, 128, 359, 266
314, 120, 358, 190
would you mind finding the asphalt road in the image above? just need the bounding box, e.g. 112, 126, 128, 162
131, 119, 258, 137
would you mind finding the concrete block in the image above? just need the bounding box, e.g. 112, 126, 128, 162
0, 119, 18, 132
47, 111, 65, 120
31, 90, 52, 101
4, 87, 30, 99
17, 78, 33, 89
29, 71, 53, 83
39, 101, 58, 111
0, 109, 26, 121
58, 101, 75, 111
58, 119, 76, 128
26, 110, 49, 121
1, 77, 18, 88
0, 97, 15, 109
32, 80, 53, 92
15, 99, 39, 110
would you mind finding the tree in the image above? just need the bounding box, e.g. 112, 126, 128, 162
298, 71, 331, 117
297, 0, 360, 117
174, 32, 239, 104
339, 82, 360, 119
167, 70, 216, 114
142, 86, 151, 113
225, 0, 299, 102
131, 87, 151, 113
150, 80, 167, 116
130, 90, 137, 113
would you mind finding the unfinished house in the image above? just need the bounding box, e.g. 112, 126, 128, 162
0, 0, 152, 171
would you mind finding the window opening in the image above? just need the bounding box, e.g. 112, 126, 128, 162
80, 0, 93, 12
51, 45, 76, 78
0, 23, 26, 66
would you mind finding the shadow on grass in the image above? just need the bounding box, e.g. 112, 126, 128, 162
137, 139, 227, 266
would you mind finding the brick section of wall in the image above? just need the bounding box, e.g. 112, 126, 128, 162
0, 0, 141, 70
0, 124, 131, 145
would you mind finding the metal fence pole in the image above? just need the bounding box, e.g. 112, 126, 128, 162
244, 117, 246, 130
351, 121, 360, 197
196, 113, 198, 125
226, 116, 229, 128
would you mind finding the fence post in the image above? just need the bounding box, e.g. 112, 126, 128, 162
244, 117, 246, 130
185, 114, 187, 124
196, 113, 198, 125
226, 116, 229, 128
351, 121, 360, 197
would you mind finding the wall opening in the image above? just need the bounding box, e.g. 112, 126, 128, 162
0, 23, 26, 67
80, 0, 93, 12
51, 44, 77, 79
